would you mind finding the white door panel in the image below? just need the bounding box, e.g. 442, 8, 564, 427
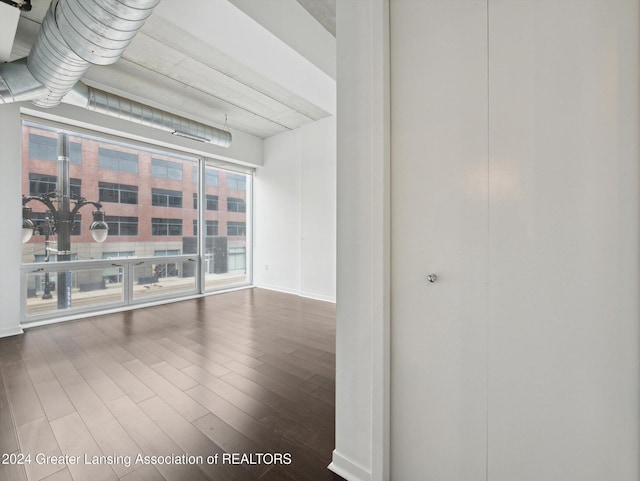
390, 1, 489, 479
487, 1, 640, 479
390, 0, 640, 479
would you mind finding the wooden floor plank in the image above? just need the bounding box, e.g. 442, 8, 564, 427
0, 288, 342, 481
62, 381, 142, 478
106, 396, 210, 481
0, 451, 28, 481
123, 359, 208, 422
16, 417, 66, 481
2, 361, 46, 427
138, 396, 251, 481
50, 412, 119, 481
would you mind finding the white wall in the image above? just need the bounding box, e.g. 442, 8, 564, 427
331, 0, 390, 479
0, 103, 25, 337
254, 116, 336, 302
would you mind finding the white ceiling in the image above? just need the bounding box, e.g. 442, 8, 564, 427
296, 0, 336, 37
9, 0, 335, 140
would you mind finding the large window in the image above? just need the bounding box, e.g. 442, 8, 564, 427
152, 218, 183, 236
193, 220, 219, 236
29, 173, 82, 197
152, 158, 182, 180
227, 173, 246, 190
152, 188, 183, 208
99, 182, 138, 204
227, 197, 246, 213
227, 221, 246, 236
193, 194, 218, 210
22, 122, 252, 323
29, 133, 82, 165
105, 216, 138, 236
98, 147, 138, 173
32, 212, 82, 236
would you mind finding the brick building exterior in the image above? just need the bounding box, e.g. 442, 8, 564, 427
21, 124, 248, 287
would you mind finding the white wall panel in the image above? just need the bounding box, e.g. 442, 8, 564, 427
254, 117, 336, 301
0, 103, 25, 337
254, 129, 302, 293
390, 1, 489, 479
488, 1, 640, 479
300, 116, 336, 301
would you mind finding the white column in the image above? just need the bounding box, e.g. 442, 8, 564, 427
331, 1, 390, 480
0, 103, 25, 337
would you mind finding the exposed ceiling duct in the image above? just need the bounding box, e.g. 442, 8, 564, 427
28, 0, 160, 107
65, 83, 233, 148
0, 0, 233, 148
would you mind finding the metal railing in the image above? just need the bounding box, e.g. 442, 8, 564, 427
21, 255, 198, 323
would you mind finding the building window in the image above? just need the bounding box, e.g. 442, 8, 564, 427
227, 221, 246, 236
227, 197, 246, 213
99, 182, 138, 204
193, 220, 219, 236
98, 148, 138, 173
206, 195, 219, 211
193, 194, 218, 210
194, 166, 219, 186
32, 212, 82, 236
29, 134, 82, 165
105, 216, 138, 236
102, 251, 135, 259
206, 220, 219, 236
227, 173, 246, 190
29, 173, 82, 197
152, 158, 183, 180
152, 188, 183, 208
154, 249, 180, 256
228, 247, 246, 271
152, 250, 180, 279
206, 170, 218, 186
152, 218, 182, 236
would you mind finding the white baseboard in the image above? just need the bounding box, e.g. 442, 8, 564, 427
328, 450, 371, 481
255, 284, 336, 303
0, 325, 24, 339
254, 283, 300, 296
299, 291, 336, 303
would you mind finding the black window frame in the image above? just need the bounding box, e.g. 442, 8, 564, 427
227, 197, 246, 213
29, 173, 82, 197
104, 216, 139, 236
227, 221, 246, 236
151, 218, 183, 236
99, 182, 138, 205
152, 188, 183, 208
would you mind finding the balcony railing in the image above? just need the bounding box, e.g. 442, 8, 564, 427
21, 255, 198, 323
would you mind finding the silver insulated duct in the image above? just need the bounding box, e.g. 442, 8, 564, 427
28, 0, 160, 108
65, 83, 233, 148
0, 0, 233, 148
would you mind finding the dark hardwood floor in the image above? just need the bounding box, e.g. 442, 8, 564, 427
0, 288, 345, 481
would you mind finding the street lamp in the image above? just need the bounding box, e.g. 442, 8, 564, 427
21, 132, 108, 309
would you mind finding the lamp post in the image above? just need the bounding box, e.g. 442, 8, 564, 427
22, 132, 108, 309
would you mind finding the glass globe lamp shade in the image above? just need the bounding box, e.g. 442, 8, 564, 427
89, 210, 109, 243
22, 206, 34, 244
